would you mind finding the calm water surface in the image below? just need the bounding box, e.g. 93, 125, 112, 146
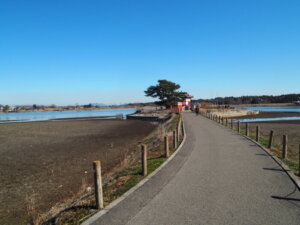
234, 105, 300, 122
234, 105, 300, 113
0, 108, 142, 123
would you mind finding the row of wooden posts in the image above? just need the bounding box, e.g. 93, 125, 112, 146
92, 114, 183, 210
202, 112, 300, 175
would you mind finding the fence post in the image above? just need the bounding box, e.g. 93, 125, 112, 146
173, 130, 177, 149
177, 116, 182, 140
238, 121, 240, 133
282, 135, 287, 159
93, 161, 104, 210
298, 144, 300, 176
246, 123, 249, 136
268, 130, 274, 148
165, 135, 170, 158
256, 126, 259, 142
141, 144, 148, 176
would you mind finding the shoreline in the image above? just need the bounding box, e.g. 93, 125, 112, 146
231, 103, 299, 107
231, 111, 300, 120
0, 106, 156, 114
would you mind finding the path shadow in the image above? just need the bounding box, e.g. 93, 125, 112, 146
271, 186, 300, 208
271, 196, 300, 201
263, 167, 287, 172
256, 153, 269, 157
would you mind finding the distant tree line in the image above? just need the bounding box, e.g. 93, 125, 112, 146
195, 94, 300, 105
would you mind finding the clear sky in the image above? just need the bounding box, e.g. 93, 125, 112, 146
1, 0, 300, 105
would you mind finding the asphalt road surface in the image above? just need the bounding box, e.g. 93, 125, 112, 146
89, 112, 300, 225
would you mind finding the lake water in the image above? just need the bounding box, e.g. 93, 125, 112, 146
234, 105, 300, 113
0, 108, 141, 123
234, 105, 300, 122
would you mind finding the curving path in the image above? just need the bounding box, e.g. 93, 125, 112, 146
86, 112, 300, 225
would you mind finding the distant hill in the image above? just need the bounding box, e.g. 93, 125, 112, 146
194, 94, 300, 105
118, 102, 157, 107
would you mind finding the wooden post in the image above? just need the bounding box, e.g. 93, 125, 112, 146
298, 144, 300, 176
226, 118, 228, 126
246, 123, 249, 136
165, 135, 170, 158
282, 135, 287, 159
238, 121, 240, 133
177, 117, 181, 140
173, 130, 177, 149
93, 161, 104, 209
268, 130, 274, 148
141, 144, 148, 176
231, 119, 233, 129
256, 126, 259, 142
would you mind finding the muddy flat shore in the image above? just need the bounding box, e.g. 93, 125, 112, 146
0, 119, 157, 225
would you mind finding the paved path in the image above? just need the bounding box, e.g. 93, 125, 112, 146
88, 112, 300, 225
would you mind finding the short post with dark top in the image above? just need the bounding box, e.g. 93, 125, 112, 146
282, 135, 288, 159
141, 144, 148, 176
165, 135, 170, 158
238, 121, 240, 133
246, 123, 249, 136
93, 161, 104, 210
231, 119, 233, 129
256, 126, 259, 142
173, 130, 177, 149
226, 118, 228, 126
298, 144, 300, 176
268, 130, 274, 148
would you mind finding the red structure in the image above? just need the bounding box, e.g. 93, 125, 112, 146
172, 93, 193, 112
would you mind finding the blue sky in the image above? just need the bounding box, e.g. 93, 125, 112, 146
1, 0, 300, 105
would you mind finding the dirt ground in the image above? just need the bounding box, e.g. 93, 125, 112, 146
0, 119, 157, 225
